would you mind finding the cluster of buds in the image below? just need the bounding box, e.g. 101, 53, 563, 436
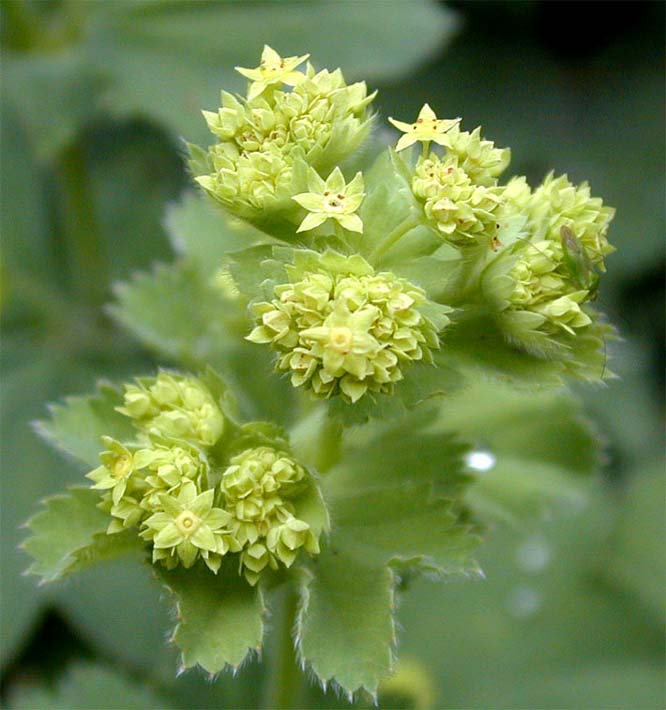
247, 252, 448, 403
194, 46, 375, 223
389, 104, 508, 247
499, 173, 615, 334
221, 447, 320, 585
87, 373, 325, 583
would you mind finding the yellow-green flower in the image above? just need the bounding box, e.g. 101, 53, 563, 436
388, 103, 460, 152
87, 437, 147, 506
141, 481, 234, 572
118, 373, 225, 448
247, 251, 449, 403
292, 167, 364, 233
235, 45, 309, 100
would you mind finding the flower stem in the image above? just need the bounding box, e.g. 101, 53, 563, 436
316, 416, 343, 473
263, 584, 302, 709
369, 217, 421, 265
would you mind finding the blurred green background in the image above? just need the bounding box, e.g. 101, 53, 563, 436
2, 1, 664, 708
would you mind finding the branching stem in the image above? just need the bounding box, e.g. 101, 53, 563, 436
369, 217, 421, 265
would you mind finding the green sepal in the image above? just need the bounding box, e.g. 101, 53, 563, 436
157, 560, 265, 674
22, 487, 143, 583
35, 383, 136, 468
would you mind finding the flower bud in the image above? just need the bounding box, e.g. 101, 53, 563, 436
118, 373, 225, 447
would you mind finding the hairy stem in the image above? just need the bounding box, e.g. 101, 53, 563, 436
264, 585, 302, 709
316, 416, 343, 473
369, 217, 421, 265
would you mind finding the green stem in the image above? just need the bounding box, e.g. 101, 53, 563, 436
58, 142, 108, 304
316, 416, 343, 473
264, 585, 302, 709
368, 217, 421, 265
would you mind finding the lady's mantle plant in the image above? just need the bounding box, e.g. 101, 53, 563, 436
24, 45, 614, 702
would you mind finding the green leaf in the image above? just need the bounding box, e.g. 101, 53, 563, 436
87, 1, 459, 145
434, 381, 603, 525
166, 192, 274, 277
158, 562, 265, 674
327, 408, 471, 499
36, 383, 136, 469
298, 551, 395, 697
325, 484, 480, 575
2, 50, 105, 161
605, 461, 666, 624
8, 662, 171, 709
110, 261, 239, 368
23, 487, 139, 583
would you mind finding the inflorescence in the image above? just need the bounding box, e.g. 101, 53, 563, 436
87, 372, 326, 584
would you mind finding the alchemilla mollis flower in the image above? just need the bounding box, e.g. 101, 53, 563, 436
412, 153, 503, 246
194, 48, 376, 224
141, 481, 235, 573
235, 45, 309, 100
247, 251, 450, 403
117, 372, 225, 448
220, 445, 321, 584
292, 167, 364, 233
388, 103, 461, 152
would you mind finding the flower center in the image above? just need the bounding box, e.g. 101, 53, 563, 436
113, 455, 132, 479
323, 191, 346, 212
329, 326, 353, 354
175, 510, 201, 536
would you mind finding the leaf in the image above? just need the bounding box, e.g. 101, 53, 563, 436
87, 1, 459, 145
110, 261, 239, 368
36, 383, 136, 469
325, 484, 480, 575
297, 551, 396, 698
327, 408, 471, 499
2, 50, 106, 161
165, 192, 274, 277
434, 381, 603, 525
23, 487, 139, 583
158, 562, 265, 674
8, 662, 171, 709
605, 461, 666, 624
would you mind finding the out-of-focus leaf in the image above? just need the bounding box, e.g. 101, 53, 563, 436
298, 551, 395, 698
110, 261, 237, 368
8, 662, 171, 709
158, 562, 265, 674
36, 384, 135, 469
397, 488, 664, 709
605, 461, 666, 624
165, 192, 272, 277
2, 50, 105, 161
23, 487, 139, 583
433, 380, 602, 525
87, 0, 459, 145
0, 101, 57, 296
54, 555, 174, 676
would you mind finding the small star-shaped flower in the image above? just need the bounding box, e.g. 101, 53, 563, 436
388, 103, 461, 152
292, 167, 364, 234
236, 45, 309, 100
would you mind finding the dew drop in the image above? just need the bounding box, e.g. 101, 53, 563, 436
465, 450, 496, 472
506, 586, 541, 619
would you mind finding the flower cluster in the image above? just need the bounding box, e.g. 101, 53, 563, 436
87, 373, 325, 583
390, 104, 508, 247
194, 45, 375, 222
247, 252, 449, 403
497, 173, 615, 334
